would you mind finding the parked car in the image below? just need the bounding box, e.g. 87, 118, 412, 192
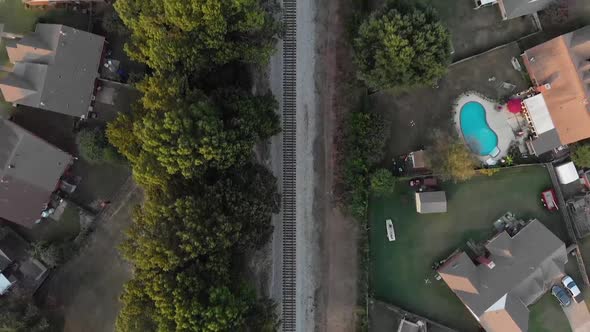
552, 285, 572, 307
562, 275, 583, 302
409, 177, 438, 190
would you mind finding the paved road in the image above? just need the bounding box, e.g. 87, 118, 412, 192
564, 301, 590, 332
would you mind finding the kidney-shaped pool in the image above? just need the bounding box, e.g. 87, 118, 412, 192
460, 101, 499, 156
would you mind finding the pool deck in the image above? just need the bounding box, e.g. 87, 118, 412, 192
453, 92, 517, 164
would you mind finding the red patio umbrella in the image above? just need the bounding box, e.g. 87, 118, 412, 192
507, 99, 523, 114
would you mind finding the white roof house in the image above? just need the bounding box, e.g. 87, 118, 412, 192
523, 94, 555, 135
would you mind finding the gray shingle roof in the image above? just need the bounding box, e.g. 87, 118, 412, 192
0, 120, 72, 227
438, 220, 567, 332
415, 191, 447, 214
530, 129, 561, 155
0, 24, 104, 117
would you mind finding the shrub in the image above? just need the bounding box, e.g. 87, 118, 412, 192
428, 130, 478, 182
572, 144, 590, 168
478, 168, 500, 177
76, 127, 124, 165
370, 168, 396, 196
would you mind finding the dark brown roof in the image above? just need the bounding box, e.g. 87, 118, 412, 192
0, 120, 72, 227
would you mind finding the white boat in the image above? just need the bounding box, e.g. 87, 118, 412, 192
386, 219, 396, 241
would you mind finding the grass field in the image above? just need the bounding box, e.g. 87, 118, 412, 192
369, 165, 569, 331
529, 293, 571, 332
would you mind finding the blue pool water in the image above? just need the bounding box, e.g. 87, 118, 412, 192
460, 101, 498, 156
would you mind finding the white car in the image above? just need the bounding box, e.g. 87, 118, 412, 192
562, 275, 583, 302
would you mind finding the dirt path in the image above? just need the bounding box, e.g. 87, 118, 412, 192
40, 181, 140, 332
315, 0, 359, 330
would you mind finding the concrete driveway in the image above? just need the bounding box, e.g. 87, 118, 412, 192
564, 300, 590, 332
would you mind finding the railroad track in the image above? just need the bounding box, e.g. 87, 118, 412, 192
281, 0, 297, 330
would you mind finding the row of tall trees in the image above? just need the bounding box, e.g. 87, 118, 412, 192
110, 0, 281, 331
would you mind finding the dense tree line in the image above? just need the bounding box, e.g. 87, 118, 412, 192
341, 98, 389, 219
110, 1, 281, 331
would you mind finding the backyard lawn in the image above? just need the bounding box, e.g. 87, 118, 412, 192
369, 165, 569, 331
529, 293, 571, 332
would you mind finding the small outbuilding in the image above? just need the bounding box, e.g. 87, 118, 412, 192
415, 191, 447, 214
408, 150, 427, 170
555, 161, 579, 185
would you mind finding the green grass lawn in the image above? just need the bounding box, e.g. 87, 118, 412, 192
0, 0, 44, 34
369, 165, 569, 331
529, 294, 571, 332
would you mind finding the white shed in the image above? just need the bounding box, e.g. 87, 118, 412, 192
556, 161, 579, 184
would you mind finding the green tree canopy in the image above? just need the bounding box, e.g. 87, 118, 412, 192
120, 164, 278, 272
0, 288, 50, 332
116, 164, 278, 331
572, 144, 590, 168
107, 78, 279, 183
114, 0, 279, 73
116, 266, 262, 332
353, 1, 451, 90
428, 130, 478, 182
370, 168, 396, 196
76, 127, 122, 165
341, 106, 388, 219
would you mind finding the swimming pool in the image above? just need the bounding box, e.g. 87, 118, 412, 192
460, 101, 499, 156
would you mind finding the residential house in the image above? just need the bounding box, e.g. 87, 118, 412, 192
0, 119, 73, 228
415, 191, 447, 214
521, 25, 590, 155
474, 0, 553, 20
438, 220, 567, 332
496, 0, 553, 20
0, 23, 105, 118
0, 227, 48, 293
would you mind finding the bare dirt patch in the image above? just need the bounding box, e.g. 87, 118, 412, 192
37, 183, 140, 332
314, 0, 360, 330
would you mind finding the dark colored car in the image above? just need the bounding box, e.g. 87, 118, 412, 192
409, 177, 438, 189
552, 285, 572, 307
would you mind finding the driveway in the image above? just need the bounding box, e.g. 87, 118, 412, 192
564, 301, 590, 332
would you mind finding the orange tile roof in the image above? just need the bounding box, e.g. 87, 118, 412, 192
522, 30, 590, 145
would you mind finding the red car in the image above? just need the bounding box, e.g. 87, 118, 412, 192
409, 177, 438, 189
541, 189, 558, 211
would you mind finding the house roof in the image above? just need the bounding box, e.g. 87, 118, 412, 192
409, 150, 427, 169
523, 94, 555, 135
555, 161, 578, 185
415, 191, 447, 214
397, 319, 421, 332
498, 0, 554, 19
0, 24, 104, 117
522, 25, 590, 146
530, 129, 561, 155
438, 220, 567, 332
0, 120, 72, 227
